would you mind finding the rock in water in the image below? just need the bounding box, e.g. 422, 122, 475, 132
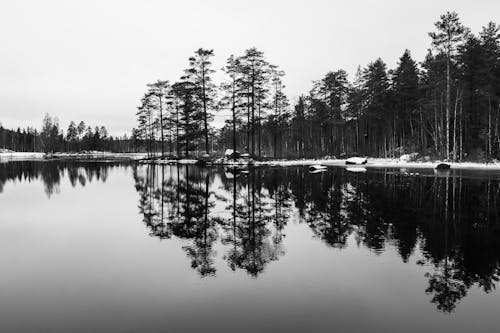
434, 163, 451, 170
309, 164, 327, 171
346, 157, 367, 165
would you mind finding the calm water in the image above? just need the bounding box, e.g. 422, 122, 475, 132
1, 161, 500, 332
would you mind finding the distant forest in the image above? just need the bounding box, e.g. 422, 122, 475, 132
2, 12, 500, 161
0, 114, 135, 153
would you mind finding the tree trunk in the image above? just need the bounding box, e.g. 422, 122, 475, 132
446, 57, 451, 160
201, 67, 210, 155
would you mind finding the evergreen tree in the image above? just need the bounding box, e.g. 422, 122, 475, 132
184, 49, 216, 154
429, 11, 469, 159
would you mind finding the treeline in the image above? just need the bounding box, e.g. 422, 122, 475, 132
0, 114, 136, 153
137, 12, 500, 161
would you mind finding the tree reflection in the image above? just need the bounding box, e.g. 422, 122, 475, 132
4, 161, 498, 312
135, 165, 286, 278
0, 160, 124, 197
222, 168, 285, 277
126, 164, 500, 312
134, 165, 219, 276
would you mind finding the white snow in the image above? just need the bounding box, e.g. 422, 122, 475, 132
5, 151, 500, 171
0, 152, 45, 161
254, 158, 500, 170
0, 152, 146, 162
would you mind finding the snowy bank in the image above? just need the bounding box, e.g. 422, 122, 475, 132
0, 152, 45, 161
253, 158, 500, 170
0, 152, 146, 162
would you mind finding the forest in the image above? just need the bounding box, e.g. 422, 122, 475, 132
135, 11, 500, 161
0, 114, 135, 153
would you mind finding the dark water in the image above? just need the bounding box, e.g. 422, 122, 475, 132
1, 161, 500, 332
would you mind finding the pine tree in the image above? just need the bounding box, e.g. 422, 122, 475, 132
429, 11, 469, 160
239, 48, 271, 155
392, 50, 419, 151
172, 80, 203, 157
221, 55, 244, 160
147, 80, 171, 158
184, 49, 216, 155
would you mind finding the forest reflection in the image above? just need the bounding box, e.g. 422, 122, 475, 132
133, 165, 286, 277
0, 161, 128, 197
134, 164, 500, 313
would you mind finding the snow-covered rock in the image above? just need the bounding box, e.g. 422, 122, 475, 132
309, 164, 327, 171
400, 154, 411, 162
400, 153, 420, 162
346, 157, 367, 165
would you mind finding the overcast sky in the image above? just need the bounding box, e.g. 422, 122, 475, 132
1, 0, 499, 135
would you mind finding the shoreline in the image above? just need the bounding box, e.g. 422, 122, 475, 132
0, 152, 146, 162
3, 152, 500, 170
140, 157, 500, 170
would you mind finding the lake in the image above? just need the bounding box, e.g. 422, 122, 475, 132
1, 161, 500, 332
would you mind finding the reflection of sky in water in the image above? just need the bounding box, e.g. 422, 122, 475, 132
1, 162, 500, 332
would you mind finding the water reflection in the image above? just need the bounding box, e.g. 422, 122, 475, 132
0, 161, 128, 197
2, 161, 500, 314
134, 165, 500, 313
133, 165, 286, 277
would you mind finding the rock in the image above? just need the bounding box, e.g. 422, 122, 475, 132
346, 157, 367, 165
225, 149, 240, 159
400, 153, 420, 162
434, 162, 451, 170
309, 164, 327, 171
400, 154, 411, 162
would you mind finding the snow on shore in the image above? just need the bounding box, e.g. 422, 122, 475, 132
0, 152, 146, 162
3, 152, 500, 170
0, 152, 45, 161
254, 158, 500, 170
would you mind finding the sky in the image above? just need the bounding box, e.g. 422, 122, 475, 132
1, 0, 499, 136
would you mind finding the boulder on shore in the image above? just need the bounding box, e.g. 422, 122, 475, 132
225, 149, 241, 159
346, 157, 367, 165
400, 153, 420, 162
